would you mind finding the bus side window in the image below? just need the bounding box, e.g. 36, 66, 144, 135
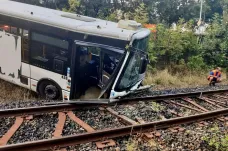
10, 26, 19, 35
30, 32, 69, 75
0, 24, 21, 35
21, 29, 30, 63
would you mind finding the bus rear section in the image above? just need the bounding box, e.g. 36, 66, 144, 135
0, 26, 30, 90
0, 25, 72, 100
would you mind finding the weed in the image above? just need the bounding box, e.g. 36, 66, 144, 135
202, 124, 228, 151
151, 102, 164, 112
0, 79, 36, 102
144, 69, 228, 89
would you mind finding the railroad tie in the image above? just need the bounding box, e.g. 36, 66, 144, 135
136, 118, 162, 139
182, 98, 208, 112
52, 112, 67, 151
53, 112, 66, 138
165, 100, 210, 127
199, 97, 227, 107
67, 111, 116, 149
182, 98, 226, 122
165, 100, 201, 112
169, 110, 183, 117
106, 108, 138, 125
106, 107, 161, 141
198, 97, 224, 109
0, 117, 23, 146
213, 94, 228, 100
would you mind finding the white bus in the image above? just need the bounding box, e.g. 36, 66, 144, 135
0, 0, 150, 101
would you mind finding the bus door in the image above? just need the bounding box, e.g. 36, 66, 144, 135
71, 42, 101, 99
71, 41, 124, 99
98, 50, 123, 98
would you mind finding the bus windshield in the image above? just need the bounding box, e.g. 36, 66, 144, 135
132, 36, 149, 52
115, 37, 149, 91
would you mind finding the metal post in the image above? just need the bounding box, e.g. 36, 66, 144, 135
199, 0, 203, 21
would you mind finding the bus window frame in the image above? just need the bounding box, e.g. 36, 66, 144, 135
21, 29, 30, 63
29, 30, 71, 75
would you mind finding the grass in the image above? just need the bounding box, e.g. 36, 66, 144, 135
0, 69, 227, 102
0, 79, 36, 102
144, 69, 228, 89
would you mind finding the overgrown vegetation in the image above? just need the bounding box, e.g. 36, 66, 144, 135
202, 124, 228, 151
0, 79, 36, 102
144, 69, 228, 89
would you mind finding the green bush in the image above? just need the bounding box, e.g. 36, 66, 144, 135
187, 56, 207, 71
202, 124, 228, 151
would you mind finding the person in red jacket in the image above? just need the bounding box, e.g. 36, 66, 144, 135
207, 67, 222, 86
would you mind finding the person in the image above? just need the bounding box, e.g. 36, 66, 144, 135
207, 67, 222, 86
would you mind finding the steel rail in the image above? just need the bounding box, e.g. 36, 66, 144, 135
118, 89, 228, 103
1, 89, 227, 118
0, 108, 227, 151
45, 89, 228, 105
0, 104, 102, 118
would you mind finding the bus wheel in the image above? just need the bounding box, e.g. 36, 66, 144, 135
38, 81, 60, 100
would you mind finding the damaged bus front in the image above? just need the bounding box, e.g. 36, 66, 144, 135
108, 31, 151, 99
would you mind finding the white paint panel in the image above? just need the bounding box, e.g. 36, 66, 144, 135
21, 62, 30, 77
62, 90, 70, 101
30, 65, 69, 91
0, 30, 22, 85
30, 79, 38, 92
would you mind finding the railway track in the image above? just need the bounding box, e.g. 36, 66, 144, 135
0, 89, 228, 151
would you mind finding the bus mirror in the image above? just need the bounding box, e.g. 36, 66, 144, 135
140, 56, 148, 74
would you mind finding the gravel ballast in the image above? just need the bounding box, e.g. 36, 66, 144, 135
8, 113, 58, 144
0, 117, 15, 138
74, 108, 124, 130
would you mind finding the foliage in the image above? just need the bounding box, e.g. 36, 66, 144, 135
201, 13, 228, 69
187, 56, 206, 71
12, 0, 228, 73
13, 0, 227, 24
202, 124, 228, 151
127, 3, 149, 24
151, 102, 164, 112
148, 20, 201, 71
126, 139, 137, 151
62, 0, 80, 13
147, 0, 201, 24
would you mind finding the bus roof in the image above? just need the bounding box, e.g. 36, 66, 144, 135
0, 0, 149, 41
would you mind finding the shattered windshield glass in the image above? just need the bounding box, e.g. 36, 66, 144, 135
115, 37, 149, 91
117, 52, 141, 90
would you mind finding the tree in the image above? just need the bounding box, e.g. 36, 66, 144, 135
62, 0, 80, 13
147, 0, 201, 24
127, 3, 149, 24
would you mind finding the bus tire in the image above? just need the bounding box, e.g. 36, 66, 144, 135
38, 81, 61, 100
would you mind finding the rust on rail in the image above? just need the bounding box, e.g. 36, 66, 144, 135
106, 107, 138, 125
67, 111, 116, 149
213, 94, 228, 100
198, 97, 224, 109
182, 98, 226, 122
200, 97, 227, 107
182, 98, 208, 112
165, 100, 201, 112
0, 108, 227, 151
